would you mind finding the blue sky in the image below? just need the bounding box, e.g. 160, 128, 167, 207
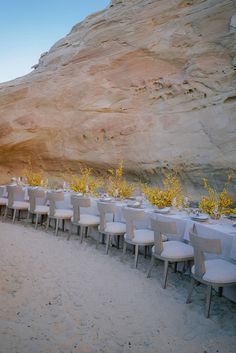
0, 0, 109, 83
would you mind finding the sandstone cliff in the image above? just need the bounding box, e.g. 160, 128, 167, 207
0, 0, 236, 191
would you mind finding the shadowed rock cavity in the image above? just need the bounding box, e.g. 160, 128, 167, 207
0, 0, 235, 193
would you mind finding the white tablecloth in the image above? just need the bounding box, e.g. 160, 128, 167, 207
110, 203, 236, 262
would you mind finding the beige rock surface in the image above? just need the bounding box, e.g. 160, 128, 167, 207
0, 0, 236, 190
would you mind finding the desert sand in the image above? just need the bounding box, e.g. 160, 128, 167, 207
0, 221, 235, 353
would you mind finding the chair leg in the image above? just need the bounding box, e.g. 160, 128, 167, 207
183, 260, 191, 274
12, 209, 17, 223
106, 234, 110, 254
24, 211, 30, 227
44, 215, 48, 228
147, 255, 155, 278
67, 223, 73, 241
55, 219, 59, 236
162, 260, 169, 289
96, 233, 100, 249
134, 244, 139, 268
122, 241, 127, 259
144, 246, 147, 258
117, 235, 120, 249
186, 277, 196, 303
46, 217, 50, 231
35, 214, 39, 230
80, 226, 84, 243
4, 206, 8, 220
1, 205, 5, 219
205, 285, 212, 318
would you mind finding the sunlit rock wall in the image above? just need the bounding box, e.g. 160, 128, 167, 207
0, 0, 235, 191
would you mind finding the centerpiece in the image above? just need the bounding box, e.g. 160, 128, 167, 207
67, 167, 102, 196
142, 173, 183, 209
24, 159, 47, 187
198, 177, 236, 219
106, 160, 135, 199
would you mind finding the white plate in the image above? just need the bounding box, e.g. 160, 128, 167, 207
190, 214, 209, 222
127, 202, 141, 208
99, 197, 112, 202
229, 214, 236, 219
154, 207, 170, 214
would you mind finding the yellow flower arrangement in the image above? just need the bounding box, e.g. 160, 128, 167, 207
24, 160, 47, 187
199, 177, 235, 218
142, 173, 183, 208
68, 167, 102, 196
106, 160, 135, 199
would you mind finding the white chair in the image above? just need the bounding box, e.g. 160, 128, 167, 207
46, 192, 73, 236
68, 195, 100, 242
122, 207, 154, 268
147, 219, 194, 288
186, 230, 236, 318
27, 188, 49, 229
0, 186, 7, 217
97, 202, 126, 254
4, 185, 29, 223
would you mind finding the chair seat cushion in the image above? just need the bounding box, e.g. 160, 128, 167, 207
103, 222, 126, 235
54, 209, 73, 219
160, 240, 194, 260
12, 201, 29, 210
34, 205, 49, 214
0, 197, 7, 205
78, 214, 100, 226
125, 229, 154, 244
192, 259, 236, 284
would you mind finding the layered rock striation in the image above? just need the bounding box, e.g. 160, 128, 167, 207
0, 0, 236, 190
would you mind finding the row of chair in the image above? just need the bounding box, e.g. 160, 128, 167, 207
1, 185, 236, 317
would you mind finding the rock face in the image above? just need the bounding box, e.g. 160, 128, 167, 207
0, 0, 236, 191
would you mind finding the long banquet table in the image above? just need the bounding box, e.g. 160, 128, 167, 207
2, 185, 236, 301
66, 196, 236, 301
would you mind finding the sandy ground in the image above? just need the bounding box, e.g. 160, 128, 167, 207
0, 221, 236, 353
